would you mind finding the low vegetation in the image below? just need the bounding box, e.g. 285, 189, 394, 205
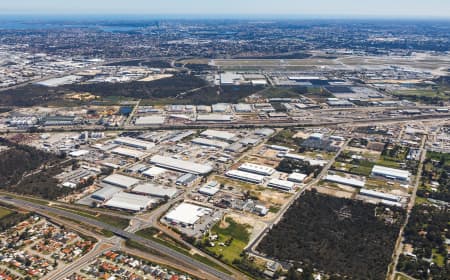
201, 217, 251, 264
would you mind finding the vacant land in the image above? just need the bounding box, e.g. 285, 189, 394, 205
258, 190, 405, 279
0, 207, 13, 220
204, 217, 252, 264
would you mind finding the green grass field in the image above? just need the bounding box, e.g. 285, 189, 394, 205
54, 206, 130, 229
206, 218, 251, 264
0, 207, 13, 220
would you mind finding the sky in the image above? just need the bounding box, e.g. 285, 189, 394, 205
1, 0, 450, 19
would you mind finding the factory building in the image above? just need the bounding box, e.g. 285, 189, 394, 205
164, 203, 213, 226
135, 116, 166, 126
111, 147, 146, 159
234, 104, 253, 113
191, 137, 230, 149
91, 186, 123, 201
371, 165, 410, 182
360, 189, 401, 202
200, 130, 236, 141
225, 170, 264, 184
176, 173, 198, 186
132, 183, 179, 199
255, 128, 275, 137
142, 166, 167, 178
102, 174, 141, 189
113, 137, 155, 150
196, 114, 232, 122
198, 181, 220, 196
212, 103, 231, 113
104, 192, 157, 212
287, 172, 307, 183
150, 155, 213, 175
238, 163, 275, 176
267, 178, 295, 192
325, 174, 365, 188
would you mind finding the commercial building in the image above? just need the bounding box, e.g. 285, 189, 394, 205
268, 178, 295, 192
238, 163, 275, 176
325, 174, 365, 188
225, 170, 264, 184
111, 147, 146, 159
288, 172, 307, 183
132, 183, 179, 199
113, 137, 155, 150
150, 155, 213, 175
102, 174, 141, 189
164, 203, 213, 226
360, 189, 401, 202
200, 130, 236, 141
371, 165, 410, 182
104, 192, 157, 212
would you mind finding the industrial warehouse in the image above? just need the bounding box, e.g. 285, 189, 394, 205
150, 155, 214, 175
371, 165, 411, 182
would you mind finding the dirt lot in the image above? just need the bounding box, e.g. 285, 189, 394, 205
224, 212, 266, 242
314, 185, 356, 199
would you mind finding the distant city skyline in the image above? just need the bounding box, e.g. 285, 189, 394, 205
1, 0, 450, 19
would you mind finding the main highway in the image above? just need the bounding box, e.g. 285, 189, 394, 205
1, 196, 237, 280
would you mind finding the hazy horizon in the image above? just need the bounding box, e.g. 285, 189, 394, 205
0, 0, 450, 19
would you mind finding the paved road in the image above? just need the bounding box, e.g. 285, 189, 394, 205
1, 112, 449, 135
387, 133, 428, 280
1, 196, 235, 280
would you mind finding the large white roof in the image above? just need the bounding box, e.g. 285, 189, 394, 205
360, 189, 401, 202
111, 147, 146, 159
135, 116, 166, 125
288, 172, 307, 183
268, 178, 295, 191
225, 170, 265, 184
201, 129, 236, 141
196, 114, 232, 122
104, 192, 156, 211
150, 155, 213, 175
102, 174, 141, 189
372, 165, 410, 180
165, 203, 212, 225
325, 174, 365, 188
191, 137, 229, 149
239, 163, 275, 176
114, 137, 155, 150
142, 166, 168, 178
132, 183, 178, 198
